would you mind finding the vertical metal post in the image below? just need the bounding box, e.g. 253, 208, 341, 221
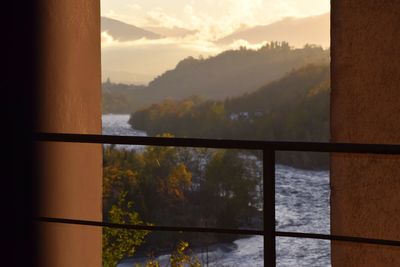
263, 149, 276, 267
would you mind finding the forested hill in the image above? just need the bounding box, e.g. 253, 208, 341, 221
225, 63, 330, 144
102, 81, 145, 114
146, 42, 329, 101
225, 64, 330, 115
102, 43, 329, 113
129, 64, 330, 169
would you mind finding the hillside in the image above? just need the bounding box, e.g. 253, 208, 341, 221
101, 17, 162, 41
106, 43, 329, 112
146, 42, 329, 101
225, 64, 330, 115
129, 64, 330, 169
217, 13, 329, 48
102, 81, 145, 114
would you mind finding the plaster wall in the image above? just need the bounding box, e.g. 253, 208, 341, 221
331, 1, 400, 266
36, 0, 102, 266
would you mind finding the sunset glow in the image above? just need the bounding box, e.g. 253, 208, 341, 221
101, 0, 329, 40
101, 0, 330, 83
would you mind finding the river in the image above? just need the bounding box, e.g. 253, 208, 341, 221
102, 114, 331, 267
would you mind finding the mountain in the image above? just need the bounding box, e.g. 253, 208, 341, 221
226, 63, 331, 169
142, 43, 329, 105
144, 26, 198, 38
102, 69, 153, 85
217, 13, 329, 48
225, 64, 330, 114
101, 17, 163, 41
129, 64, 330, 169
102, 81, 146, 114
103, 43, 329, 113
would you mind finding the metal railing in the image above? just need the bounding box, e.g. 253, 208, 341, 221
35, 132, 400, 266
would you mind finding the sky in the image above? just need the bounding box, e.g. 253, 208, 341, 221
100, 0, 330, 84
101, 0, 329, 39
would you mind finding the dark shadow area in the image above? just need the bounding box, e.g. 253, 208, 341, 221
3, 1, 40, 266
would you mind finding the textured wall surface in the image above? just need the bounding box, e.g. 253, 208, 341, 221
331, 1, 400, 266
36, 0, 102, 266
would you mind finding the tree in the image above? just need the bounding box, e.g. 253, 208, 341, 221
143, 241, 201, 267
169, 241, 201, 267
103, 192, 150, 267
138, 135, 193, 223
201, 150, 258, 231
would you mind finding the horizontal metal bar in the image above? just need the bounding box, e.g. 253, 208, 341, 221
37, 217, 400, 248
276, 231, 400, 247
37, 217, 263, 236
35, 133, 400, 155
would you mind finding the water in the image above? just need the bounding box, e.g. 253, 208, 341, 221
275, 166, 330, 267
102, 114, 331, 267
102, 114, 146, 150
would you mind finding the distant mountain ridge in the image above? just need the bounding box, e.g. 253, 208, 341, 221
217, 13, 329, 48
144, 26, 198, 38
102, 43, 330, 113
101, 15, 330, 84
143, 43, 329, 104
101, 17, 163, 41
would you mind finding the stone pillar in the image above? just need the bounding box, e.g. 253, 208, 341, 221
36, 0, 102, 266
331, 1, 400, 266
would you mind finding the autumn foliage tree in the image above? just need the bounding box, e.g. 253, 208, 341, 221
102, 134, 261, 265
103, 192, 149, 267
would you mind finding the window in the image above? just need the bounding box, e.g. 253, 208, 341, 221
34, 1, 400, 267
100, 1, 332, 266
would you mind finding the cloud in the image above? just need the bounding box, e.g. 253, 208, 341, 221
145, 7, 186, 29
103, 9, 121, 20
101, 33, 176, 49
223, 39, 269, 51
102, 0, 329, 43
101, 28, 271, 58
115, 0, 266, 42
101, 31, 114, 45
100, 0, 330, 83
180, 0, 262, 40
127, 3, 141, 11
103, 7, 148, 27
101, 1, 329, 52
101, 30, 219, 54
